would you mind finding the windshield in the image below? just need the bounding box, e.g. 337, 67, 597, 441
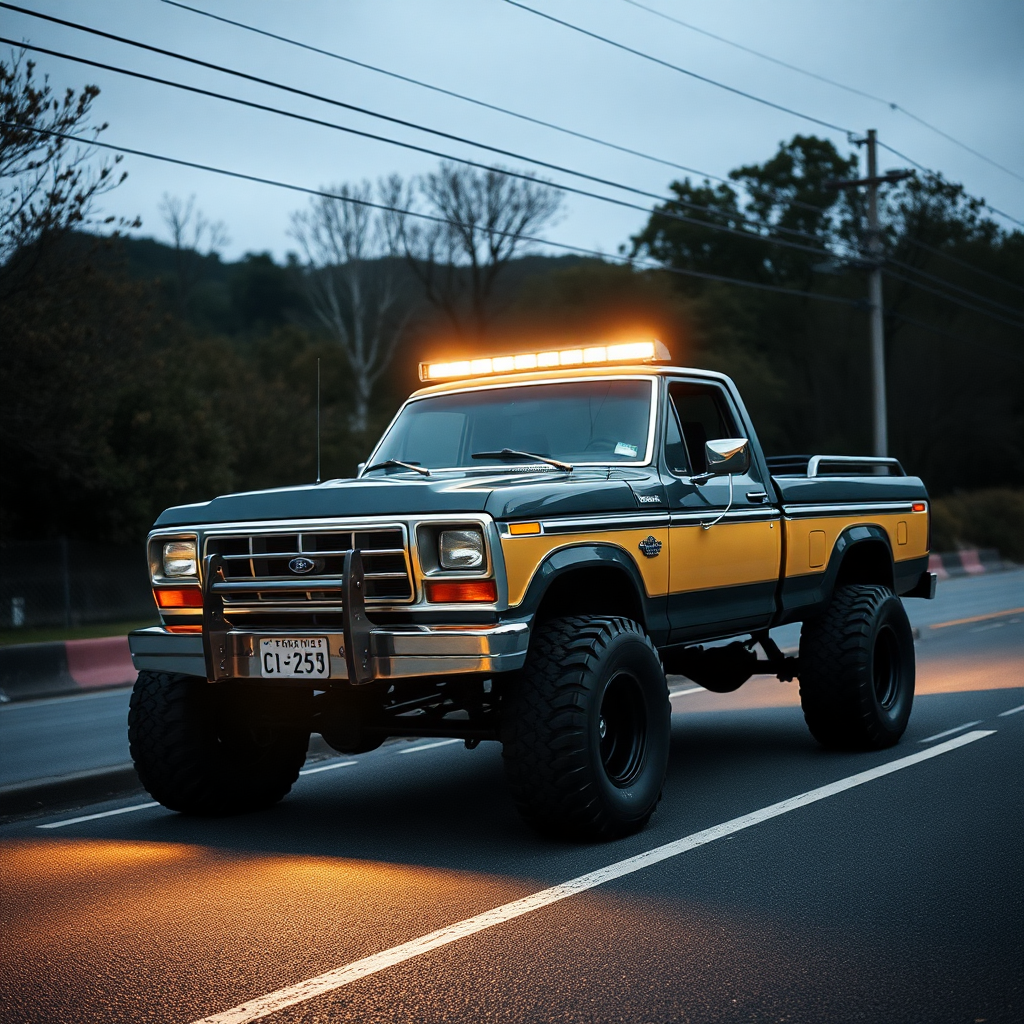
368, 379, 655, 471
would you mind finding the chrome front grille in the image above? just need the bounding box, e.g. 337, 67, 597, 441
205, 526, 413, 607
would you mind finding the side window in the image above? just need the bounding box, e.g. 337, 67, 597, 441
663, 404, 689, 474
668, 383, 740, 475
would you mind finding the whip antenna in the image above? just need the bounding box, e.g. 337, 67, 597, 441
316, 356, 321, 484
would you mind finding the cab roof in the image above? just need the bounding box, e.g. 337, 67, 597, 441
410, 363, 728, 399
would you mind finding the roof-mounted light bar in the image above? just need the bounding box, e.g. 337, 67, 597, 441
419, 339, 671, 382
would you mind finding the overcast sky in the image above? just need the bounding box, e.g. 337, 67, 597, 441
6, 0, 1022, 263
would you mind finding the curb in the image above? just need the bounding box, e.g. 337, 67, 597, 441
928, 548, 1012, 581
0, 635, 136, 703
0, 763, 143, 822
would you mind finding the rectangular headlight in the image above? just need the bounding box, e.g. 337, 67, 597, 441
163, 540, 198, 577
438, 529, 484, 570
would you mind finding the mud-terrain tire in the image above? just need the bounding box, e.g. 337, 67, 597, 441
128, 671, 311, 814
501, 616, 671, 841
799, 585, 915, 750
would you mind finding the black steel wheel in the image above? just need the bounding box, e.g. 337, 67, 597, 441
799, 584, 915, 750
128, 671, 311, 815
501, 616, 671, 841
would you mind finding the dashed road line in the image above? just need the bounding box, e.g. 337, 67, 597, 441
669, 686, 703, 698
918, 721, 982, 744
189, 729, 995, 1024
299, 760, 357, 775
398, 738, 461, 755
929, 607, 1024, 630
37, 801, 160, 829
998, 703, 1024, 717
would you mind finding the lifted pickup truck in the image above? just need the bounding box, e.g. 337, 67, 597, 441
128, 342, 935, 840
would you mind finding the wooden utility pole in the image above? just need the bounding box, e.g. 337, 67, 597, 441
826, 132, 911, 457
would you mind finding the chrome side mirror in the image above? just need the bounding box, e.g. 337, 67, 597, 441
705, 438, 750, 477
356, 462, 366, 476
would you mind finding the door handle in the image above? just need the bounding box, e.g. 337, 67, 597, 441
746, 491, 768, 503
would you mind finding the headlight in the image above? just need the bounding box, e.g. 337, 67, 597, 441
163, 540, 198, 577
438, 529, 484, 570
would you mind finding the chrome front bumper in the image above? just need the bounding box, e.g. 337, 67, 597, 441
128, 621, 530, 682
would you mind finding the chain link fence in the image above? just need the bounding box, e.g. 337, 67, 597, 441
0, 539, 155, 629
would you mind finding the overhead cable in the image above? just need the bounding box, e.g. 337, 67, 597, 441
886, 309, 1024, 363
902, 237, 1024, 296
884, 256, 1024, 319
158, 0, 841, 224
0, 120, 864, 309
0, 34, 841, 261
876, 139, 1024, 230
502, 0, 854, 136
882, 268, 1024, 330
620, 0, 1024, 186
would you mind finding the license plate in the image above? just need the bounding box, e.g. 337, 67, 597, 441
259, 637, 330, 679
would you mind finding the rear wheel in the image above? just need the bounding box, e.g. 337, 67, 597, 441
501, 616, 670, 841
799, 585, 915, 750
128, 671, 311, 814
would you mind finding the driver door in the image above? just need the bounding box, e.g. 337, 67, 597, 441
661, 380, 780, 642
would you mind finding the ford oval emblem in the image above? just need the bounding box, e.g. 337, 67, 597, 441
288, 556, 317, 575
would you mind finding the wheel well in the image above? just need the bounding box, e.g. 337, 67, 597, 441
534, 566, 645, 628
835, 539, 894, 590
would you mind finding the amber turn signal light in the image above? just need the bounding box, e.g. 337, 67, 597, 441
912, 502, 926, 512
165, 623, 203, 633
154, 587, 204, 609
424, 580, 498, 603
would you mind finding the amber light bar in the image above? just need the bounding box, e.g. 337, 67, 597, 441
419, 340, 670, 382
154, 587, 204, 609
424, 580, 498, 603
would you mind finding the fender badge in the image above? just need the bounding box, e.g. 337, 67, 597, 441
638, 536, 662, 558
288, 556, 318, 575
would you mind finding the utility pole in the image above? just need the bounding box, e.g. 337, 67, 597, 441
825, 131, 911, 458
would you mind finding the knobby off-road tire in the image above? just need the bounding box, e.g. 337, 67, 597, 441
128, 671, 311, 815
501, 616, 671, 841
799, 584, 915, 750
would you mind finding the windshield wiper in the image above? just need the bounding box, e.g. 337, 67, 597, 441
471, 448, 573, 472
363, 459, 431, 477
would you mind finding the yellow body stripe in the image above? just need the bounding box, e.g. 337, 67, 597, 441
501, 528, 670, 606
668, 520, 781, 593
784, 512, 929, 578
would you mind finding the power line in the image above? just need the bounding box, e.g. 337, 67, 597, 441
886, 309, 1024, 363
0, 6, 847, 253
876, 139, 1024, 230
882, 267, 1024, 330
502, 0, 854, 136
884, 255, 1024, 319
157, 0, 843, 225
902, 236, 1024, 296
0, 119, 865, 309
619, 0, 1024, 186
0, 33, 841, 262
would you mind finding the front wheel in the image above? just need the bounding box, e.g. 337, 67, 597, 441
799, 585, 915, 750
128, 671, 311, 814
501, 616, 671, 841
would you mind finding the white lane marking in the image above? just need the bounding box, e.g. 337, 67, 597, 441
190, 729, 995, 1024
397, 738, 461, 755
299, 760, 357, 776
669, 686, 703, 698
918, 721, 982, 744
37, 802, 160, 829
970, 622, 1006, 632
998, 703, 1024, 717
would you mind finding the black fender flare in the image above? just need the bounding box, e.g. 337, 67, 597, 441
515, 543, 669, 642
823, 523, 895, 593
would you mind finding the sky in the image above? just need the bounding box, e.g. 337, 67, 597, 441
4, 0, 1023, 263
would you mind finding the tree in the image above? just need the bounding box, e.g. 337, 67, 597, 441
394, 162, 563, 337
159, 192, 230, 313
0, 49, 133, 294
290, 180, 409, 432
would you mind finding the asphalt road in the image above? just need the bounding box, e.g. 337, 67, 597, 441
0, 576, 1021, 1023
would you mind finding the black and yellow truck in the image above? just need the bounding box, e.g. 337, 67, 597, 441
128, 341, 936, 840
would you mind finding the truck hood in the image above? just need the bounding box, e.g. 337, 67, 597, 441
153, 468, 656, 527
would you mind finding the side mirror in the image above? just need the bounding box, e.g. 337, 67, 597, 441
356, 462, 366, 476
704, 438, 750, 477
